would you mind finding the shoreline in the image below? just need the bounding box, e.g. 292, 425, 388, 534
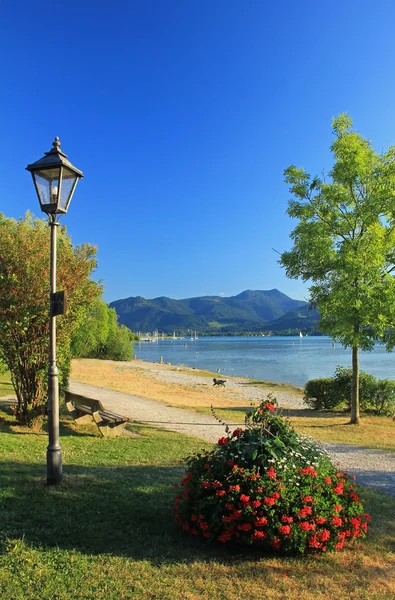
71, 358, 306, 410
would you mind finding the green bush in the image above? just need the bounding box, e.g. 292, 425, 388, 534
303, 378, 340, 410
332, 367, 377, 412
304, 367, 395, 416
364, 379, 395, 417
174, 396, 370, 554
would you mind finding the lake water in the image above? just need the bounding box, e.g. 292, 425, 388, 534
134, 336, 395, 386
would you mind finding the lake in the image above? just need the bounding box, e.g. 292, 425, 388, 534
134, 336, 395, 386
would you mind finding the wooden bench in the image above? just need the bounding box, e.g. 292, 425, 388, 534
65, 390, 132, 438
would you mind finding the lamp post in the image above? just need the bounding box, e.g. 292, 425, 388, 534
26, 138, 83, 485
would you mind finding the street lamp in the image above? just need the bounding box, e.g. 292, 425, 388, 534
26, 137, 83, 485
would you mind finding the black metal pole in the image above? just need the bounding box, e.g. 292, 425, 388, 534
46, 217, 62, 485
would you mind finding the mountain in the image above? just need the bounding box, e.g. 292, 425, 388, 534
262, 304, 320, 333
109, 289, 319, 335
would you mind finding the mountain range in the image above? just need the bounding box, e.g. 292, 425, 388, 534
109, 289, 321, 335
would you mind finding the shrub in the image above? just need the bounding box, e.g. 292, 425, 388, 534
174, 396, 370, 554
365, 379, 395, 417
332, 367, 376, 412
332, 367, 395, 416
303, 378, 340, 410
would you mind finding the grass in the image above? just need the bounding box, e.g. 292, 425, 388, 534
246, 379, 304, 396
178, 405, 395, 454
0, 372, 13, 397
0, 404, 395, 599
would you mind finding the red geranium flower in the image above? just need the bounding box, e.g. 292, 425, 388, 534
218, 437, 228, 446
300, 466, 318, 477
308, 535, 321, 548
267, 466, 277, 479
265, 403, 276, 411
300, 522, 315, 531
229, 484, 240, 492
251, 530, 267, 540
218, 531, 232, 543
238, 523, 252, 531
281, 515, 293, 524
279, 525, 291, 535
299, 506, 312, 517
319, 529, 331, 542
232, 428, 243, 437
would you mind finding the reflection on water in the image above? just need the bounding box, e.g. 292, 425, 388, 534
134, 336, 395, 386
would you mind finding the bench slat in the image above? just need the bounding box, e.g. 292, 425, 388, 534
65, 390, 131, 427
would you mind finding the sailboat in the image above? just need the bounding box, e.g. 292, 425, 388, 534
299, 331, 303, 338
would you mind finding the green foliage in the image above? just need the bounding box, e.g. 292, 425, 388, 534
333, 367, 395, 416
175, 397, 370, 554
304, 378, 339, 410
71, 299, 135, 361
101, 324, 135, 361
0, 213, 101, 425
280, 114, 395, 423
304, 367, 395, 416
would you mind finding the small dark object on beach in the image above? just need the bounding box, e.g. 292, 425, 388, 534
213, 378, 226, 387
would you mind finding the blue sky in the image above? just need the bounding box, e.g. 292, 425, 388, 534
2, 0, 395, 303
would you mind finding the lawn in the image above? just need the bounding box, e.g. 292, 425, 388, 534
0, 372, 13, 397
185, 406, 395, 454
0, 404, 394, 600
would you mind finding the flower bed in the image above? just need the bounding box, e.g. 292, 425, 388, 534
174, 396, 370, 554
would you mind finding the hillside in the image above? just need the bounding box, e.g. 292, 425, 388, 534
110, 289, 320, 335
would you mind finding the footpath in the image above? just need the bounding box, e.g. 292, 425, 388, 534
68, 379, 395, 499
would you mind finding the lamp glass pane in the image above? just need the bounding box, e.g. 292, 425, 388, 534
34, 168, 61, 207
59, 167, 78, 211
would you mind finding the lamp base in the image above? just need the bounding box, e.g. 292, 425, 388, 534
46, 447, 62, 485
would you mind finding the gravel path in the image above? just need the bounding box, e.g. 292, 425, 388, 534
114, 360, 308, 409
68, 379, 395, 499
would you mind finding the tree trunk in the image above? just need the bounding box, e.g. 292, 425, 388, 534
350, 344, 360, 424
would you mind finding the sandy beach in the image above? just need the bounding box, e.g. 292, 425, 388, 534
71, 358, 306, 411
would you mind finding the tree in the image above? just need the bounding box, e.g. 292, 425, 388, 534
71, 298, 136, 361
280, 114, 395, 424
0, 213, 101, 425
71, 299, 114, 358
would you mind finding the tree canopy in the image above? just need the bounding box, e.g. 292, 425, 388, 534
0, 213, 101, 424
71, 298, 137, 361
280, 114, 395, 423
